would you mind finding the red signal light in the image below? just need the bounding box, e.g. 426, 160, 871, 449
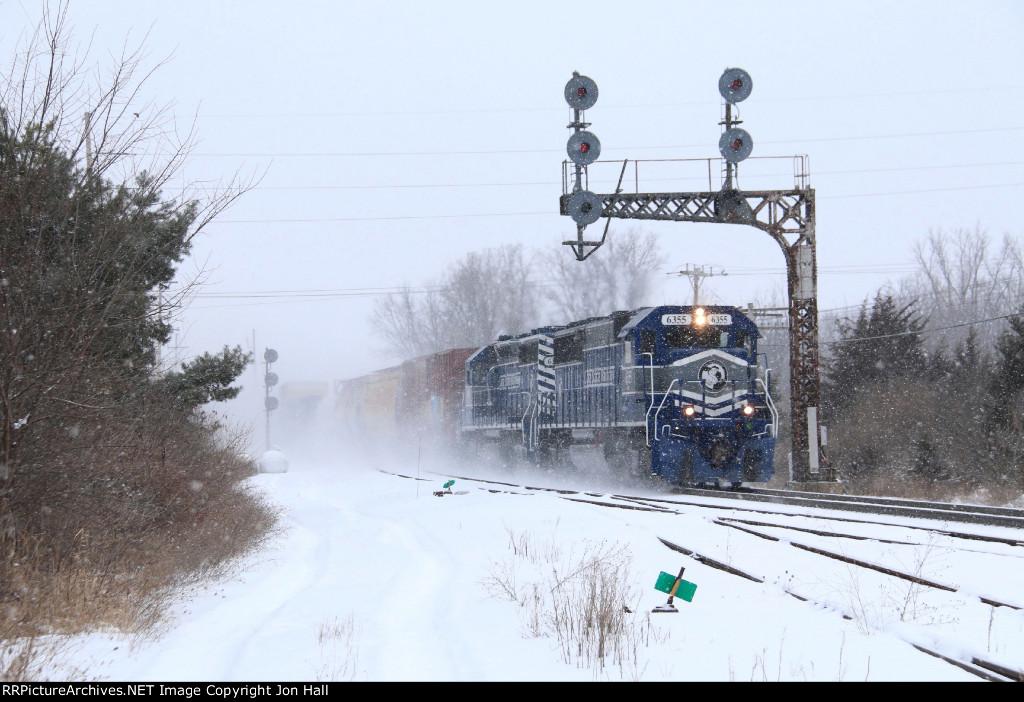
577, 87, 588, 98
732, 139, 742, 150
579, 142, 591, 153
732, 79, 742, 89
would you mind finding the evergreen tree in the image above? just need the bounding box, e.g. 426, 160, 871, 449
822, 292, 927, 418
160, 346, 254, 413
990, 312, 1024, 430
0, 17, 253, 465
0, 123, 250, 463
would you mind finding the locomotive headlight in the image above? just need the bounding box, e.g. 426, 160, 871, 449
684, 405, 696, 417
694, 308, 707, 326
742, 404, 755, 416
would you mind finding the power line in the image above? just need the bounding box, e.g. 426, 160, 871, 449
689, 263, 918, 278
188, 126, 1024, 158
825, 311, 1020, 346
215, 211, 552, 224
194, 286, 445, 299
209, 179, 1024, 225
185, 160, 1024, 195
820, 182, 1024, 199
817, 271, 1024, 317
815, 160, 1024, 177
186, 280, 565, 308
177, 84, 1024, 120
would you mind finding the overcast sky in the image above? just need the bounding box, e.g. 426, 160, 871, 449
4, 1, 1023, 435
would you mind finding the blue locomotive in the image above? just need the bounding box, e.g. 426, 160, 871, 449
458, 305, 778, 486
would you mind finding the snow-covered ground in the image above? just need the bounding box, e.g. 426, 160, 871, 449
39, 445, 1024, 682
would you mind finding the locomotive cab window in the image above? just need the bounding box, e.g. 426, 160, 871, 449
665, 326, 728, 349
638, 329, 656, 355
734, 329, 754, 355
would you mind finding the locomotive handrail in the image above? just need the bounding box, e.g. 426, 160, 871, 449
520, 392, 538, 451
650, 378, 680, 444
485, 366, 497, 406
756, 377, 779, 438
517, 390, 533, 426
638, 352, 655, 446
642, 352, 655, 396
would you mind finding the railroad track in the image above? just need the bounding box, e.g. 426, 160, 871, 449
616, 493, 1024, 550
409, 468, 1024, 538
382, 468, 1023, 681
402, 468, 1024, 609
667, 484, 1024, 530
657, 535, 1023, 683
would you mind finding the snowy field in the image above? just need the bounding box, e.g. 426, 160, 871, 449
39, 446, 1024, 682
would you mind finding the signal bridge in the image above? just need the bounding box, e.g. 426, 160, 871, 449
558, 70, 834, 483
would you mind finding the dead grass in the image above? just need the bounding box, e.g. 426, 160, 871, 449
484, 527, 669, 680
0, 398, 278, 681
312, 615, 361, 682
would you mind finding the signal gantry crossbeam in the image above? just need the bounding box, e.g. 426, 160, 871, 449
559, 188, 811, 235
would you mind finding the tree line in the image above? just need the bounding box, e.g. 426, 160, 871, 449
820, 229, 1024, 500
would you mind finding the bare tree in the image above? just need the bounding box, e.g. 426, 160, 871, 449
542, 227, 666, 323
372, 244, 541, 358
901, 227, 1024, 350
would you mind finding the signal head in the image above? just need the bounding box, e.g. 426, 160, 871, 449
567, 130, 601, 166
718, 68, 753, 103
719, 127, 753, 163
567, 190, 603, 226
565, 73, 599, 110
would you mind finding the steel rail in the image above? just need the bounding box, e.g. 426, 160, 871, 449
659, 485, 1024, 530
657, 537, 1017, 682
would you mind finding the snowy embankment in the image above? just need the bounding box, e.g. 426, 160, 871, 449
42, 449, 1024, 681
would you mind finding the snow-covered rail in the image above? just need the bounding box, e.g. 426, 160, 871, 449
665, 484, 1024, 530
656, 536, 1022, 683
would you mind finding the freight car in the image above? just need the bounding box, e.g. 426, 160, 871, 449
458, 305, 778, 486
335, 347, 475, 445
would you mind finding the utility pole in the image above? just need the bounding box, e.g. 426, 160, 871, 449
671, 264, 727, 306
